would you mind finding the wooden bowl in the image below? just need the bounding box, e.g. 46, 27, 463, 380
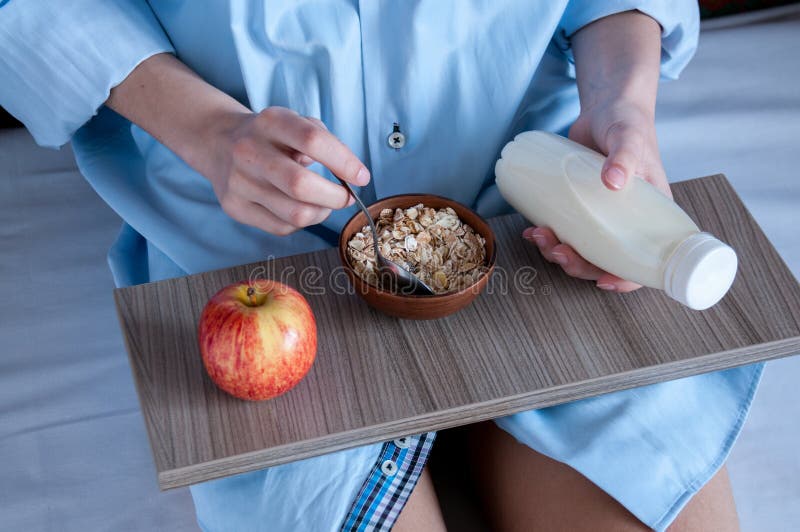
338, 194, 497, 320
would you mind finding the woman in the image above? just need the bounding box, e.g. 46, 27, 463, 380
0, 1, 757, 530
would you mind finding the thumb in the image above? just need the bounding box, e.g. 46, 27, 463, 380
601, 123, 644, 190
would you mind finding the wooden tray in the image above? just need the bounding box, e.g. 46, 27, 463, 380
114, 174, 800, 490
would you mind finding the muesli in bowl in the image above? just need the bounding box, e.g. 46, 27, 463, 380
347, 204, 487, 295
338, 194, 496, 320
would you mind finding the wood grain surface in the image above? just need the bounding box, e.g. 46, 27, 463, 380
114, 174, 800, 490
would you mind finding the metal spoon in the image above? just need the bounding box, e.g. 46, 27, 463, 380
337, 178, 436, 296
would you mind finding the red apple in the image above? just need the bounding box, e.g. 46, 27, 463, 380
198, 280, 317, 401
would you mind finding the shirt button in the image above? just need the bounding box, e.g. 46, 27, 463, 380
393, 437, 410, 449
381, 459, 398, 477
387, 123, 406, 150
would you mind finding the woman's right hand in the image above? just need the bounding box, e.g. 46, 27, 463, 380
105, 54, 368, 236
208, 107, 369, 235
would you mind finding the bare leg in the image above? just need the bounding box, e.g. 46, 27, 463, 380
668, 466, 739, 532
470, 421, 739, 532
393, 466, 447, 532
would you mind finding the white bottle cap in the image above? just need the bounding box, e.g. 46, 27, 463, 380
663, 233, 738, 310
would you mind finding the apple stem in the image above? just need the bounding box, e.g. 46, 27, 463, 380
247, 287, 258, 306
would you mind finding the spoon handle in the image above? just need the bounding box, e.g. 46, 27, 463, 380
335, 177, 381, 258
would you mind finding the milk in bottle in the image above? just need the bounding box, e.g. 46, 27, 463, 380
494, 131, 737, 310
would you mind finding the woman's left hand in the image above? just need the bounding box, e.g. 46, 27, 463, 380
522, 99, 672, 293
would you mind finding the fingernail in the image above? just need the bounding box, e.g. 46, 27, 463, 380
604, 166, 626, 190
523, 228, 546, 246
551, 251, 568, 265
356, 167, 370, 186
597, 283, 617, 291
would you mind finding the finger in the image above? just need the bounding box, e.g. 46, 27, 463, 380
601, 122, 644, 191
292, 119, 326, 166
524, 226, 643, 290
293, 118, 326, 166
549, 244, 606, 281
266, 110, 370, 187
231, 174, 332, 227
293, 153, 315, 167
523, 226, 571, 267
225, 197, 299, 236
304, 116, 329, 131
234, 145, 354, 210
522, 226, 558, 257
523, 228, 585, 272
596, 273, 642, 293
268, 158, 355, 210
642, 157, 673, 199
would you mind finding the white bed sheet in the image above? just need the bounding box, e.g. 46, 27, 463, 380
1, 6, 798, 531
0, 131, 197, 531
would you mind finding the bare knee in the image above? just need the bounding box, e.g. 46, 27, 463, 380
468, 421, 740, 532
468, 421, 648, 531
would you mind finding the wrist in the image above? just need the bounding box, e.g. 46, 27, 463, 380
188, 107, 252, 187
106, 53, 251, 187
573, 11, 661, 116
581, 82, 656, 120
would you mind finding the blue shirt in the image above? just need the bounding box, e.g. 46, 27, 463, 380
6, 4, 754, 532
0, 0, 698, 284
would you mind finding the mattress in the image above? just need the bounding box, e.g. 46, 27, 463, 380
1, 6, 798, 530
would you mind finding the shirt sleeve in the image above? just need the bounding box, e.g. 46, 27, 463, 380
554, 0, 700, 80
0, 0, 174, 148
